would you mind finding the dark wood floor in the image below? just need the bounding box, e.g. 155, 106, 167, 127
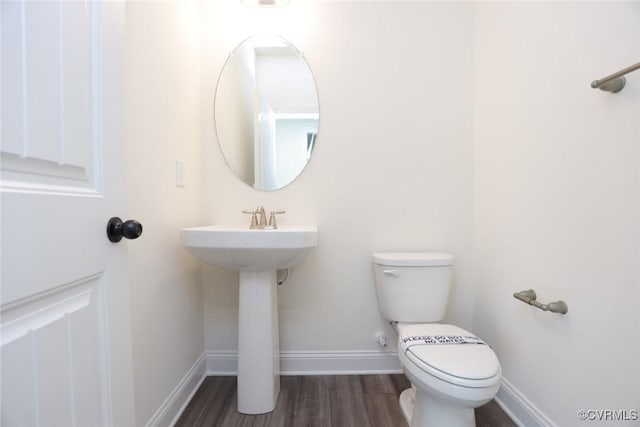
175, 374, 516, 427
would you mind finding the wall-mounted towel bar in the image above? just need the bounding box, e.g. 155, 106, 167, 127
591, 62, 640, 93
513, 289, 568, 314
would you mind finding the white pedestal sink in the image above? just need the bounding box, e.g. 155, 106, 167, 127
180, 225, 318, 414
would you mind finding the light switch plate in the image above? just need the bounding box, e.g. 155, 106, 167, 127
176, 159, 185, 187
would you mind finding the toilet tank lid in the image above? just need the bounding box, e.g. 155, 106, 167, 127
373, 252, 454, 267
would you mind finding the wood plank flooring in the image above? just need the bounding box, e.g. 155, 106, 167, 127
175, 374, 516, 427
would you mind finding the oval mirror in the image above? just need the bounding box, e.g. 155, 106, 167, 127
214, 35, 319, 191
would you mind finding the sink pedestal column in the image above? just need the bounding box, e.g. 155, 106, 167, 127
237, 270, 280, 414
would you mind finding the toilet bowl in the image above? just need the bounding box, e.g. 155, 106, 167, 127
397, 323, 501, 427
372, 252, 502, 427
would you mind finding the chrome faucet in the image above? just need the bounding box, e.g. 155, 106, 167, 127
242, 207, 285, 229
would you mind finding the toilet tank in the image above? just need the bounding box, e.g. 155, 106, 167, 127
373, 252, 454, 323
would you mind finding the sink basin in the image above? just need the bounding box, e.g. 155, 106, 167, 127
180, 225, 318, 271
180, 224, 318, 414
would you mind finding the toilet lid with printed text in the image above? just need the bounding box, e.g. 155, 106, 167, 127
399, 323, 501, 387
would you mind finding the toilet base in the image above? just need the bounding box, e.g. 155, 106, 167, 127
399, 387, 416, 423
399, 387, 476, 427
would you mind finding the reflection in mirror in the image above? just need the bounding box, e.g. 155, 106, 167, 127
214, 35, 319, 191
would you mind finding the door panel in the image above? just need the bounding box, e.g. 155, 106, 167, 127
1, 2, 134, 426
1, 1, 97, 192
1, 275, 107, 427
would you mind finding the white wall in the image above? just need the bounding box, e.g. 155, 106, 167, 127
472, 2, 640, 426
125, 1, 204, 424
200, 1, 474, 355
256, 52, 317, 112
215, 48, 255, 184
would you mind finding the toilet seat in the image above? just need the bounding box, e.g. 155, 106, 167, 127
398, 323, 501, 389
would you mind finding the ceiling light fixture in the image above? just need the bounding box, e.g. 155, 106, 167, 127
241, 0, 290, 7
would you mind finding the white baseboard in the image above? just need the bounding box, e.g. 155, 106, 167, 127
281, 350, 402, 375
145, 352, 207, 427
496, 377, 556, 427
205, 350, 237, 375
206, 350, 402, 375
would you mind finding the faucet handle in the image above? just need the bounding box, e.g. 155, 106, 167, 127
242, 209, 259, 229
268, 210, 286, 229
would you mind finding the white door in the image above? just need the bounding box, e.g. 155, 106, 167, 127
254, 91, 277, 190
1, 2, 135, 426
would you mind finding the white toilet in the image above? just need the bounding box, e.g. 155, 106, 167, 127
373, 252, 501, 427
